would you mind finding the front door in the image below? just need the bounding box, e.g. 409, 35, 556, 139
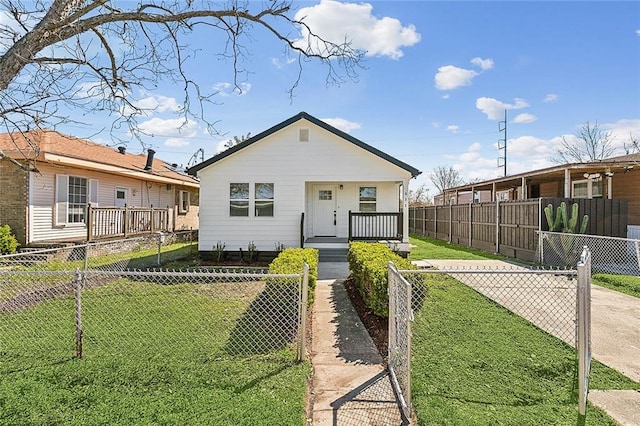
313, 185, 337, 237
115, 188, 128, 208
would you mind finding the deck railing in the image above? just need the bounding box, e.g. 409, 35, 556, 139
87, 204, 171, 241
348, 211, 403, 241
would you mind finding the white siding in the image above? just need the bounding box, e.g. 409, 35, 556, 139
196, 119, 413, 251
29, 163, 176, 243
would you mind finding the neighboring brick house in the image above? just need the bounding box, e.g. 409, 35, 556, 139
0, 130, 199, 246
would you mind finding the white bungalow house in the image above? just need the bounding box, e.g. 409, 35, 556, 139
187, 112, 421, 257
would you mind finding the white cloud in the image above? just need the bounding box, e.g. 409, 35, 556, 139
470, 57, 494, 70
213, 81, 251, 96
164, 138, 190, 148
476, 97, 529, 120
544, 93, 559, 103
434, 57, 494, 91
431, 122, 440, 128
513, 113, 537, 124
138, 117, 199, 138
294, 0, 420, 60
636, 29, 640, 36
441, 94, 450, 99
271, 56, 297, 69
434, 65, 478, 90
134, 95, 181, 113
468, 142, 481, 152
321, 117, 362, 133
601, 118, 640, 150
447, 125, 459, 134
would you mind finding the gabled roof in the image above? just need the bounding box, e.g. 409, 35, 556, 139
187, 111, 421, 177
0, 130, 199, 187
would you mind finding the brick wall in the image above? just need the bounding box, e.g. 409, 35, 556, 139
0, 161, 28, 245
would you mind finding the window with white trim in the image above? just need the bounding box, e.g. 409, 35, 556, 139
359, 186, 377, 212
572, 179, 602, 199
230, 183, 249, 216
55, 175, 98, 225
255, 183, 274, 217
229, 182, 275, 217
179, 190, 190, 214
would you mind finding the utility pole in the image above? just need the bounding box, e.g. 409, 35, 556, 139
497, 109, 507, 177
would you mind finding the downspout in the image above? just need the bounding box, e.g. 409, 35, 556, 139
564, 169, 571, 198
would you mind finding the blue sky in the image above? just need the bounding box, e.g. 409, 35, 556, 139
35, 1, 640, 195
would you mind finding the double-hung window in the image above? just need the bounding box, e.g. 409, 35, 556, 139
255, 183, 274, 216
179, 190, 190, 214
359, 186, 377, 212
229, 182, 274, 217
230, 183, 250, 216
572, 179, 602, 199
55, 175, 98, 225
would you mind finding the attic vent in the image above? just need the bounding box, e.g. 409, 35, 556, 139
299, 129, 309, 142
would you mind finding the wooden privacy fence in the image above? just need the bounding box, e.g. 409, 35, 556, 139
87, 205, 172, 241
409, 198, 627, 262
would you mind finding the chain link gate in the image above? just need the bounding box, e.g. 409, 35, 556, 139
387, 248, 592, 421
388, 261, 412, 420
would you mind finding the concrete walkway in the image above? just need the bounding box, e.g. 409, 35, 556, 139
424, 259, 640, 425
311, 262, 407, 425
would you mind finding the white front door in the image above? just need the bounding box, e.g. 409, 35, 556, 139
115, 188, 128, 208
313, 185, 337, 237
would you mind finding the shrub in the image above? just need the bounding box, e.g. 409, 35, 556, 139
0, 225, 19, 254
348, 241, 423, 317
268, 247, 319, 305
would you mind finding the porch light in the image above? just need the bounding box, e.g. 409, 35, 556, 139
339, 184, 343, 190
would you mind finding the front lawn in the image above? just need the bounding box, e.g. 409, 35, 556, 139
593, 273, 640, 299
0, 278, 310, 425
410, 274, 639, 425
409, 233, 506, 261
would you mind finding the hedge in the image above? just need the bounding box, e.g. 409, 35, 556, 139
268, 247, 319, 305
348, 241, 423, 317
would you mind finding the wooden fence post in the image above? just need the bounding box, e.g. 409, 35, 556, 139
86, 203, 93, 241
469, 202, 473, 248
495, 198, 500, 254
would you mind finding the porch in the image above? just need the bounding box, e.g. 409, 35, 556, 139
87, 205, 172, 241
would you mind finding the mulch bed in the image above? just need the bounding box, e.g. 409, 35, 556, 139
343, 277, 389, 356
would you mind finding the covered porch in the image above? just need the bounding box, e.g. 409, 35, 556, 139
301, 180, 410, 254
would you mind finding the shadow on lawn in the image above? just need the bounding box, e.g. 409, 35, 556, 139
224, 284, 299, 356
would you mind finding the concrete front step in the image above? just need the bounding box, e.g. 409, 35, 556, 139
318, 248, 348, 262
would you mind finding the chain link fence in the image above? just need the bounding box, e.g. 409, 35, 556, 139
538, 231, 640, 275
388, 256, 592, 418
1, 267, 309, 373
0, 230, 197, 273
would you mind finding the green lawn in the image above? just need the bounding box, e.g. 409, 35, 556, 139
0, 279, 310, 425
406, 235, 639, 424
410, 274, 639, 425
593, 273, 640, 299
409, 233, 506, 261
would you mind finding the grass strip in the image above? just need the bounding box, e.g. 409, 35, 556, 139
409, 234, 506, 261
410, 274, 638, 425
593, 273, 640, 299
0, 279, 310, 425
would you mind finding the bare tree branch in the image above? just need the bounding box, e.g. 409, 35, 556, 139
552, 121, 616, 163
0, 0, 365, 170
429, 165, 464, 194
